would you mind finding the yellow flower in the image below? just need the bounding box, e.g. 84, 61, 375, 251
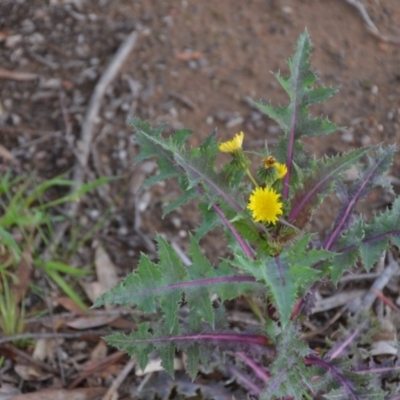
275, 163, 288, 180
219, 131, 244, 154
262, 156, 276, 168
261, 156, 287, 181
247, 186, 283, 225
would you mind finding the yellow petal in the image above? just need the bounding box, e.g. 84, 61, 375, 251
247, 186, 283, 224
219, 132, 244, 153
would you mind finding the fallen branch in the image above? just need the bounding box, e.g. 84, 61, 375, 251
0, 68, 38, 81
345, 0, 400, 45
43, 30, 139, 259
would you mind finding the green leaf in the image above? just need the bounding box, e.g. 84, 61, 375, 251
94, 235, 261, 330
0, 227, 22, 260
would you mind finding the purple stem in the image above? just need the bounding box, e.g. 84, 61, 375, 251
327, 322, 366, 360
135, 332, 270, 347
323, 159, 381, 251
304, 355, 357, 400
146, 275, 257, 294
228, 365, 262, 396
196, 185, 255, 259
283, 92, 298, 200
236, 351, 270, 383
212, 202, 255, 259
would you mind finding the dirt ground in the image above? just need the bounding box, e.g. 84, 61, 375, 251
1, 0, 400, 398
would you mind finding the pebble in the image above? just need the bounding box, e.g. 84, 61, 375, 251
138, 191, 151, 212
90, 57, 100, 66
171, 216, 181, 228
188, 60, 197, 69
268, 125, 280, 135
118, 226, 129, 236
88, 209, 100, 219
28, 32, 45, 45
118, 149, 127, 160
162, 15, 173, 27
282, 6, 293, 13
179, 230, 187, 238
371, 85, 379, 95
226, 116, 244, 128
5, 34, 22, 48
21, 19, 35, 34
41, 78, 62, 89
3, 99, 13, 109
361, 135, 371, 146
104, 110, 115, 120
341, 131, 354, 143
10, 113, 21, 125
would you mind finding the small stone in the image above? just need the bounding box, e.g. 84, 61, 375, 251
90, 57, 100, 66
118, 226, 129, 236
21, 19, 35, 34
361, 135, 371, 146
162, 15, 173, 27
5, 34, 22, 48
188, 60, 197, 69
341, 131, 354, 143
371, 85, 379, 95
268, 125, 280, 135
10, 113, 22, 125
41, 78, 62, 89
28, 32, 45, 45
179, 230, 187, 238
88, 209, 100, 219
226, 116, 244, 128
104, 110, 115, 120
3, 99, 13, 109
138, 191, 151, 212
119, 149, 127, 160
171, 216, 181, 228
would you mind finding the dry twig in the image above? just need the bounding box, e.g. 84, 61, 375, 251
345, 0, 400, 45
0, 68, 38, 81
43, 30, 139, 259
101, 358, 136, 400
68, 350, 126, 389
359, 251, 400, 312
0, 330, 118, 345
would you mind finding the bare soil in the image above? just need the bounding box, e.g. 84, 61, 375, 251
1, 0, 400, 398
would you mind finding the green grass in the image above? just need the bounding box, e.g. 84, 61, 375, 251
0, 170, 110, 339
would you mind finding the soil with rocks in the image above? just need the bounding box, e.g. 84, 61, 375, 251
1, 0, 400, 398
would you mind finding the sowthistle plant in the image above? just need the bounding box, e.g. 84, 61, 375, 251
94, 31, 399, 399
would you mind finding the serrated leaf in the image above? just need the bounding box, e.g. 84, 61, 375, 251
324, 145, 396, 251
235, 253, 295, 327
289, 147, 373, 226
94, 235, 261, 333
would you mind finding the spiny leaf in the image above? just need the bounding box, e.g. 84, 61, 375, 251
104, 323, 270, 378
289, 147, 373, 228
329, 195, 400, 280
235, 235, 329, 326
173, 151, 243, 211
324, 145, 395, 251
94, 235, 262, 330
261, 325, 312, 400
251, 31, 339, 200
133, 117, 244, 214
